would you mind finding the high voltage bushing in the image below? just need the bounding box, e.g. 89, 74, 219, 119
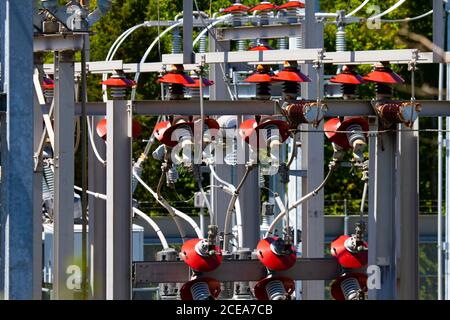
331, 273, 368, 300
101, 73, 136, 100
249, 2, 277, 26
281, 101, 328, 129
254, 275, 295, 300
330, 65, 365, 100
158, 64, 195, 100
180, 277, 221, 300
272, 61, 310, 101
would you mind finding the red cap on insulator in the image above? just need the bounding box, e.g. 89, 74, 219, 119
249, 45, 272, 51
239, 118, 290, 148
180, 277, 221, 300
249, 2, 277, 13
96, 118, 142, 141
363, 63, 405, 84
331, 273, 368, 300
153, 120, 194, 148
254, 276, 295, 300
42, 77, 55, 90
272, 61, 311, 82
331, 235, 368, 269
180, 238, 222, 273
277, 1, 305, 10
158, 65, 195, 85
222, 4, 249, 13
244, 65, 272, 83
324, 117, 369, 150
330, 66, 365, 85
101, 76, 136, 87
256, 237, 296, 271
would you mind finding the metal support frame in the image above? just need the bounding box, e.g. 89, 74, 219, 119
300, 0, 325, 300
133, 258, 343, 284
216, 24, 303, 42
105, 100, 132, 300
397, 123, 419, 299
53, 51, 75, 300
0, 0, 37, 300
183, 0, 193, 64
88, 116, 107, 300
368, 118, 397, 300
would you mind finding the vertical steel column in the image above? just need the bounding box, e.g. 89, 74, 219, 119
88, 116, 107, 300
0, 0, 35, 300
397, 123, 419, 300
433, 0, 445, 63
237, 119, 260, 250
438, 63, 444, 300
33, 58, 45, 300
106, 100, 132, 300
368, 119, 397, 300
53, 51, 75, 299
445, 0, 450, 300
300, 0, 325, 300
209, 36, 233, 232
183, 0, 194, 64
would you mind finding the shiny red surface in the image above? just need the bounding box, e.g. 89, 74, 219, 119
180, 238, 222, 273
331, 235, 368, 269
330, 72, 365, 85
324, 117, 369, 150
249, 45, 272, 51
244, 72, 272, 83
158, 72, 195, 85
272, 69, 310, 82
222, 4, 249, 13
101, 77, 136, 87
96, 118, 142, 140
277, 1, 305, 10
249, 3, 277, 13
363, 69, 405, 84
256, 237, 296, 271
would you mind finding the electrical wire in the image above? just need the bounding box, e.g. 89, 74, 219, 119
368, 0, 407, 21
266, 163, 337, 237
133, 171, 203, 239
87, 116, 106, 165
380, 10, 433, 23
73, 185, 170, 249
346, 0, 371, 18
133, 207, 170, 249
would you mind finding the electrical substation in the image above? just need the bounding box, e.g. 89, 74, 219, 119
1, 0, 450, 301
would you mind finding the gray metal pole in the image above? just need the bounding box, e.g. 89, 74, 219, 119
300, 0, 325, 300
88, 116, 107, 300
0, 0, 36, 299
438, 63, 444, 300
183, 0, 194, 64
53, 51, 75, 300
368, 119, 397, 300
397, 123, 419, 300
446, 63, 450, 300
209, 36, 232, 234
105, 99, 132, 300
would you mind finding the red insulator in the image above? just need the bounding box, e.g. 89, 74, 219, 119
244, 64, 272, 83
96, 118, 142, 141
277, 1, 305, 10
249, 2, 277, 13
331, 235, 368, 269
331, 273, 368, 300
254, 276, 295, 300
180, 277, 221, 300
249, 45, 272, 51
222, 4, 249, 13
101, 76, 136, 87
272, 68, 310, 82
239, 118, 290, 148
158, 64, 195, 85
324, 117, 369, 150
363, 63, 404, 84
180, 238, 222, 273
256, 237, 296, 271
330, 66, 365, 85
41, 77, 55, 90
153, 120, 194, 148
375, 101, 421, 127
